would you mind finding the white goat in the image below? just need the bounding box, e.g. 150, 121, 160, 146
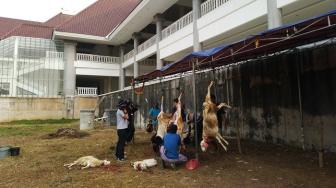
64, 156, 110, 170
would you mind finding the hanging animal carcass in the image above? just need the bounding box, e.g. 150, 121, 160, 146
201, 81, 231, 152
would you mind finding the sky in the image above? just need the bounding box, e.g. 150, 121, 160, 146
0, 0, 97, 22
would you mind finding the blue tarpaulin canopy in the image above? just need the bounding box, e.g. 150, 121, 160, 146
136, 9, 336, 82
160, 44, 228, 72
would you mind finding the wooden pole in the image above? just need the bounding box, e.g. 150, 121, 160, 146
296, 58, 305, 150
224, 67, 230, 136
319, 116, 324, 168
192, 59, 199, 160
237, 65, 243, 154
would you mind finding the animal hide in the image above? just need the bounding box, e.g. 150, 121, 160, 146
156, 96, 171, 139
131, 158, 157, 171
64, 156, 110, 170
174, 93, 184, 137
201, 81, 231, 152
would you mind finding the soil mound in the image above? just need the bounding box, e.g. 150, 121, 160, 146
42, 128, 89, 139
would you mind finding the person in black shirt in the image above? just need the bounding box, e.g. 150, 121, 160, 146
125, 99, 138, 143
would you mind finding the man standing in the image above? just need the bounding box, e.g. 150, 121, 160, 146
125, 99, 138, 143
116, 100, 128, 161
148, 103, 160, 131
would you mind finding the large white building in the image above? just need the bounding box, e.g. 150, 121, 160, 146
0, 0, 335, 121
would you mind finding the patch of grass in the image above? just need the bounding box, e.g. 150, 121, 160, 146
0, 124, 77, 137
0, 119, 79, 137
0, 119, 79, 125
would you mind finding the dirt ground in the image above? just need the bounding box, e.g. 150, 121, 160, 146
0, 122, 335, 188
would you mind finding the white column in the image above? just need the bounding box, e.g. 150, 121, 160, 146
133, 33, 140, 78
11, 37, 19, 97
119, 46, 125, 89
192, 0, 202, 52
63, 42, 77, 96
63, 41, 76, 119
154, 14, 164, 70
267, 0, 282, 29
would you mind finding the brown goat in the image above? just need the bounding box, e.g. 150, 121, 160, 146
201, 81, 231, 152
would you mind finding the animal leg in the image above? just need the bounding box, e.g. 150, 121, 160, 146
217, 103, 231, 110
81, 163, 91, 170
64, 162, 76, 169
178, 93, 182, 101
216, 136, 227, 151
206, 81, 214, 99
217, 133, 229, 145
160, 96, 164, 111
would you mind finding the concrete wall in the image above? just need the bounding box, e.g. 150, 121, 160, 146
0, 96, 97, 122
100, 42, 336, 152
74, 96, 98, 118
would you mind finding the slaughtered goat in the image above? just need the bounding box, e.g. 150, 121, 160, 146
201, 81, 231, 152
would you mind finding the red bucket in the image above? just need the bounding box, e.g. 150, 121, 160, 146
185, 159, 199, 170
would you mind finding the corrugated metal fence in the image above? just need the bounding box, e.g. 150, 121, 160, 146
99, 41, 336, 152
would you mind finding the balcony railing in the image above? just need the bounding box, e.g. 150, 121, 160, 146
76, 53, 120, 64
77, 87, 97, 96
124, 49, 135, 61
140, 59, 156, 65
46, 51, 63, 59
138, 34, 157, 53
162, 11, 193, 39
121, 0, 231, 63
201, 0, 231, 16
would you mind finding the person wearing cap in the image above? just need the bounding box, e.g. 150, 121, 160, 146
115, 100, 128, 161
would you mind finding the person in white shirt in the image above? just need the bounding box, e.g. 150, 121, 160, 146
115, 100, 129, 161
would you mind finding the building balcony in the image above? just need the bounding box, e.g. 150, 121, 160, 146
121, 0, 334, 65
75, 53, 122, 77
76, 87, 97, 96
76, 53, 120, 64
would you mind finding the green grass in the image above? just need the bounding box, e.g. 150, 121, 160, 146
0, 119, 79, 137
0, 119, 78, 125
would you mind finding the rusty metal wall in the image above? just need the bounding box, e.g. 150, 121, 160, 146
99, 42, 336, 152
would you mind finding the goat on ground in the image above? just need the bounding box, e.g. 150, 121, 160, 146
64, 156, 110, 170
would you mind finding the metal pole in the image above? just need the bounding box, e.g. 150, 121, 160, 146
296, 55, 305, 150
237, 65, 243, 154
192, 59, 199, 160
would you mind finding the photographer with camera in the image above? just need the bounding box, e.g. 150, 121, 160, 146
115, 100, 128, 161
125, 99, 138, 144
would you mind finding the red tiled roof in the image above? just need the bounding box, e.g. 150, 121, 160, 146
57, 0, 141, 37
45, 13, 73, 27
2, 24, 54, 39
0, 17, 40, 39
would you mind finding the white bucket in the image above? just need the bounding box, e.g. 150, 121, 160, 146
0, 146, 10, 160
